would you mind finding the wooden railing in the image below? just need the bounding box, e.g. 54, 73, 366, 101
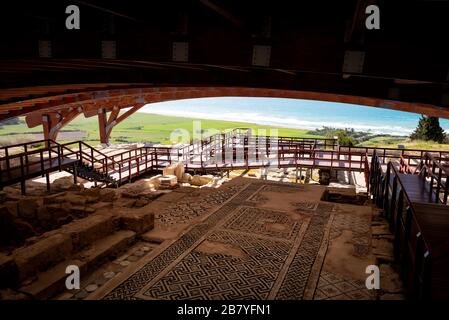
381, 161, 433, 299
0, 140, 79, 192
364, 153, 370, 192
59, 140, 124, 181
3, 132, 449, 193
340, 145, 449, 167
370, 150, 449, 299
414, 152, 449, 204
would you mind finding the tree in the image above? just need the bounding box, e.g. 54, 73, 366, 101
336, 130, 356, 147
410, 115, 446, 143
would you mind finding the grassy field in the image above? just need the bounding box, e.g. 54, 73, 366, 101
0, 113, 321, 146
359, 135, 449, 150
1, 112, 449, 151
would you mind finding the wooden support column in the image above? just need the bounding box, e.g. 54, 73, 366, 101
98, 108, 108, 144
30, 109, 81, 146
42, 114, 51, 147
41, 113, 60, 147
100, 104, 144, 144
105, 106, 120, 140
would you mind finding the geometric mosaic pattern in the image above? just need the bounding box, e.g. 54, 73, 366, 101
156, 184, 246, 227
103, 183, 261, 300
313, 271, 374, 300
257, 184, 301, 193
330, 212, 372, 257
330, 213, 371, 239
246, 183, 302, 204
293, 201, 319, 213
223, 206, 302, 240
101, 181, 340, 300
246, 192, 269, 204
275, 203, 333, 299
140, 230, 292, 300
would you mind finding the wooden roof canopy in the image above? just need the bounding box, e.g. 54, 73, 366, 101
0, 0, 448, 142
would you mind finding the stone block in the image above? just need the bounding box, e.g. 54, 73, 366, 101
120, 210, 154, 234
173, 162, 185, 181
191, 175, 214, 186
18, 198, 40, 219
159, 175, 178, 187
64, 193, 87, 206
14, 233, 73, 282
43, 193, 65, 205
162, 165, 176, 176
79, 230, 136, 270
99, 188, 117, 202
20, 259, 87, 299
180, 173, 192, 183
62, 214, 117, 252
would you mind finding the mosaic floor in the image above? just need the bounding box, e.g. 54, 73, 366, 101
89, 179, 376, 300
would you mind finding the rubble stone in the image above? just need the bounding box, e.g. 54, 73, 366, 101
18, 198, 40, 219
191, 175, 214, 186
14, 233, 73, 281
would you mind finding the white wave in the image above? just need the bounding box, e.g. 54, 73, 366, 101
140, 108, 412, 136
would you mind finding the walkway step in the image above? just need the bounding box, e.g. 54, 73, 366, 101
19, 259, 87, 300
14, 233, 73, 282
77, 230, 136, 270
62, 214, 120, 252
19, 230, 136, 299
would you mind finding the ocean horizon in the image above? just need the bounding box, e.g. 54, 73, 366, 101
141, 97, 449, 136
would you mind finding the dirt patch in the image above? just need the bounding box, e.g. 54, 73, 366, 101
264, 222, 290, 233
323, 230, 375, 281
195, 240, 248, 258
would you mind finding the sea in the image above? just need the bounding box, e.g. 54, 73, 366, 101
140, 97, 449, 136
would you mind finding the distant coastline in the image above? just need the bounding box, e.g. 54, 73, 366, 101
140, 97, 449, 136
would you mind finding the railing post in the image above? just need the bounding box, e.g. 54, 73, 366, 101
390, 176, 398, 227
444, 177, 449, 205
19, 155, 25, 195
383, 163, 391, 216
24, 144, 29, 175
401, 205, 413, 282
394, 189, 404, 258
4, 148, 11, 180
436, 168, 442, 203
412, 234, 425, 298
429, 162, 436, 202
48, 143, 52, 169
57, 144, 62, 171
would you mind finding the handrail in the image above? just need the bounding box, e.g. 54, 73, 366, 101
364, 152, 370, 192
414, 152, 449, 204
382, 159, 433, 298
